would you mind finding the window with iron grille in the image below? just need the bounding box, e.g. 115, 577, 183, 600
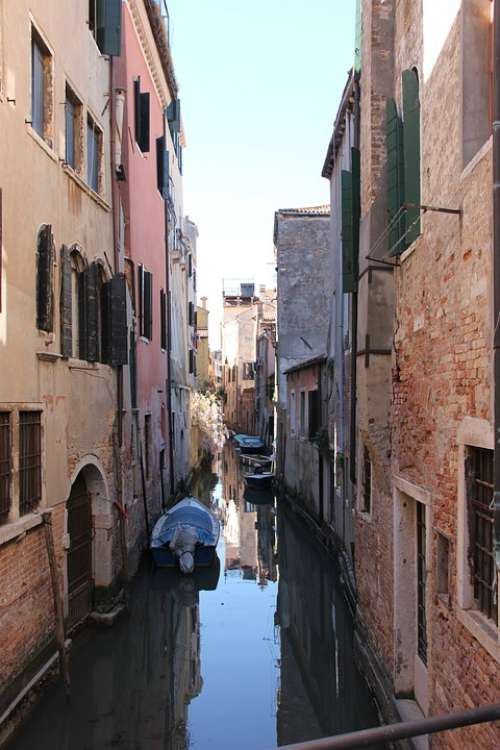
466, 446, 497, 624
19, 411, 42, 516
416, 502, 428, 664
0, 413, 11, 522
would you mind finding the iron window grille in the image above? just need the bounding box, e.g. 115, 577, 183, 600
0, 413, 11, 521
19, 411, 42, 516
466, 447, 497, 624
416, 502, 428, 664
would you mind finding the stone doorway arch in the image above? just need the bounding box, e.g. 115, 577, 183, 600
66, 459, 113, 624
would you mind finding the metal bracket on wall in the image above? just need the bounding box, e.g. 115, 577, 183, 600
404, 202, 462, 216
356, 334, 392, 368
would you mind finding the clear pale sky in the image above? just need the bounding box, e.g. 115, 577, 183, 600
167, 0, 356, 346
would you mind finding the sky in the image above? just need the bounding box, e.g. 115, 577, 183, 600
166, 0, 357, 346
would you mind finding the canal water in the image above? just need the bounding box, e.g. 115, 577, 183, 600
8, 443, 380, 750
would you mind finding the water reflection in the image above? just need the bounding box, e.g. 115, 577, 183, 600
8, 443, 380, 750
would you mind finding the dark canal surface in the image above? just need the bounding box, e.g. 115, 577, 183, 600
8, 443, 381, 750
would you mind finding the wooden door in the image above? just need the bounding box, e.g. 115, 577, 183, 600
67, 474, 92, 627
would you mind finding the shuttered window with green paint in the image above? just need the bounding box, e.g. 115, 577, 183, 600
402, 69, 421, 247
341, 151, 360, 294
386, 98, 405, 256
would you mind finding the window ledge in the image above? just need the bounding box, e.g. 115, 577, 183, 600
68, 359, 109, 372
26, 125, 58, 164
0, 513, 42, 548
62, 164, 110, 212
456, 606, 500, 664
36, 351, 63, 363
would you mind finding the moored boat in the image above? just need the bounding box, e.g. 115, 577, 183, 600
150, 497, 220, 572
244, 471, 274, 490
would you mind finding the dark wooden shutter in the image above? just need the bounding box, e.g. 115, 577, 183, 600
79, 263, 99, 362
101, 273, 128, 366
36, 225, 54, 332
96, 0, 122, 57
60, 245, 72, 358
402, 69, 421, 247
156, 136, 164, 194
160, 289, 166, 350
341, 171, 356, 293
139, 92, 150, 153
188, 301, 194, 326
167, 98, 181, 137
387, 98, 406, 256
189, 349, 194, 374
143, 270, 152, 340
134, 79, 141, 146
188, 253, 192, 277
129, 328, 137, 408
167, 290, 172, 351
138, 264, 144, 336
308, 390, 320, 440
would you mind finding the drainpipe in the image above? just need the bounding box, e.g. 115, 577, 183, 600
109, 56, 128, 587
163, 112, 175, 498
493, 0, 500, 571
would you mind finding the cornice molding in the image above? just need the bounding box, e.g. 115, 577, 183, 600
127, 0, 172, 109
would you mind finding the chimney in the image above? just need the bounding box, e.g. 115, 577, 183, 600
201, 296, 208, 309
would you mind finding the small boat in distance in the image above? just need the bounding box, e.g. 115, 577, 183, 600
244, 471, 274, 490
237, 436, 266, 454
150, 497, 220, 573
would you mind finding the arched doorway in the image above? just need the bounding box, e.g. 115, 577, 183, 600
67, 473, 92, 627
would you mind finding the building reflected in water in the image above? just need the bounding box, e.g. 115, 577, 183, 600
275, 505, 380, 746
221, 443, 277, 585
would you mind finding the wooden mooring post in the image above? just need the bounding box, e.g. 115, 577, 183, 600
42, 512, 71, 696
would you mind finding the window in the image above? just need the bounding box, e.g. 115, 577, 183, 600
188, 301, 194, 327
89, 0, 122, 56
0, 413, 11, 522
466, 447, 497, 623
416, 502, 428, 665
87, 115, 102, 193
300, 391, 306, 437
160, 289, 167, 350
242, 362, 255, 380
138, 265, 153, 341
188, 253, 192, 277
36, 225, 54, 333
31, 28, 52, 145
144, 414, 151, 479
308, 389, 320, 440
189, 349, 195, 375
437, 532, 450, 598
60, 245, 73, 358
289, 390, 296, 435
134, 78, 150, 153
65, 85, 82, 171
167, 97, 181, 162
19, 411, 42, 516
362, 445, 371, 513
156, 137, 169, 198
386, 68, 421, 256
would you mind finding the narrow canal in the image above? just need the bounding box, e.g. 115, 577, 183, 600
8, 443, 381, 750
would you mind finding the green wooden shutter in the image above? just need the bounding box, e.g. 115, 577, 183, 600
402, 69, 421, 247
156, 137, 170, 199
60, 245, 72, 358
386, 98, 406, 256
139, 92, 150, 153
341, 171, 355, 293
96, 0, 122, 57
36, 225, 54, 332
352, 146, 361, 275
